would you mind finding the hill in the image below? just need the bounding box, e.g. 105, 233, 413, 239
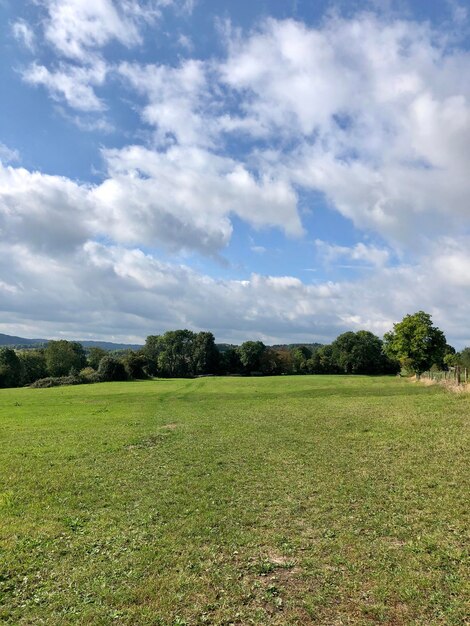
0, 333, 142, 351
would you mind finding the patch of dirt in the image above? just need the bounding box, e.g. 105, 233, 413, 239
160, 423, 178, 430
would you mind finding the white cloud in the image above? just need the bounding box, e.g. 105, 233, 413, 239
22, 61, 107, 111
220, 15, 470, 246
118, 60, 212, 146
1, 236, 470, 346
42, 0, 147, 60
5, 11, 470, 346
0, 164, 93, 254
315, 240, 390, 267
92, 144, 302, 252
0, 143, 20, 164
12, 19, 36, 51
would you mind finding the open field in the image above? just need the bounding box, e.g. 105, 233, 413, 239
0, 376, 469, 625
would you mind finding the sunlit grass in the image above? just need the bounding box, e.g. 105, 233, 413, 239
0, 376, 468, 624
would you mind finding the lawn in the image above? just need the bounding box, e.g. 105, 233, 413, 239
0, 376, 468, 625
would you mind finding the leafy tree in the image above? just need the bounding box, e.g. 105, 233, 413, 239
157, 330, 195, 377
45, 340, 87, 377
383, 311, 447, 375
309, 345, 338, 374
97, 356, 128, 382
0, 348, 23, 388
18, 350, 47, 385
238, 341, 266, 374
121, 350, 147, 379
291, 346, 312, 374
219, 347, 242, 374
261, 348, 294, 375
459, 347, 470, 369
192, 332, 219, 375
88, 347, 108, 370
142, 335, 161, 376
332, 330, 398, 374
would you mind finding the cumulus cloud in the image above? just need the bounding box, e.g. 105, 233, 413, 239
42, 0, 156, 60
1, 237, 470, 346
221, 15, 470, 245
5, 9, 470, 344
22, 61, 107, 111
315, 240, 390, 267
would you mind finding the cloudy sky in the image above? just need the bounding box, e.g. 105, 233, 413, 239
1, 0, 470, 346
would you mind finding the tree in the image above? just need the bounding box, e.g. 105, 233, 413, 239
18, 350, 47, 385
331, 330, 398, 374
0, 348, 23, 388
142, 335, 161, 376
121, 350, 147, 379
45, 340, 87, 377
157, 330, 195, 377
88, 347, 108, 370
383, 311, 447, 376
238, 341, 266, 374
291, 346, 312, 374
219, 347, 241, 374
97, 356, 128, 382
192, 332, 219, 375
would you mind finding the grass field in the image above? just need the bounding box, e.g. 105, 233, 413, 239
0, 376, 468, 625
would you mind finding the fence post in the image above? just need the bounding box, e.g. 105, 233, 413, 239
456, 366, 461, 385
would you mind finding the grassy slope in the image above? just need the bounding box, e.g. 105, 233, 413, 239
0, 376, 468, 625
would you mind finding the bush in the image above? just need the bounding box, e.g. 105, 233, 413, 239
80, 367, 98, 382
30, 375, 83, 388
97, 356, 128, 382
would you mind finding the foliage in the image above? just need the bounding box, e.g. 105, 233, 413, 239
121, 350, 148, 379
45, 340, 87, 377
331, 330, 399, 375
383, 311, 447, 375
18, 350, 48, 385
0, 347, 23, 388
97, 356, 128, 382
87, 347, 108, 370
219, 346, 242, 374
30, 375, 83, 388
237, 341, 266, 374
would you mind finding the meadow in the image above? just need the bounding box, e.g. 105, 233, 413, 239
0, 376, 468, 625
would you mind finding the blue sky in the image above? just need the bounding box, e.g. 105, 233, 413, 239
1, 0, 470, 346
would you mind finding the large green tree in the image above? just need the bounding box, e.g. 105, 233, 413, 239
45, 340, 87, 377
18, 350, 47, 385
332, 330, 398, 374
383, 311, 447, 375
237, 341, 266, 374
0, 348, 23, 388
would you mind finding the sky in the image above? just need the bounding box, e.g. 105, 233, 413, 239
1, 0, 470, 346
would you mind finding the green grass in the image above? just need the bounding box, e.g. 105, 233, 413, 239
0, 376, 468, 625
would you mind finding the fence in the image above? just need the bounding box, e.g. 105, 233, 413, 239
422, 366, 468, 385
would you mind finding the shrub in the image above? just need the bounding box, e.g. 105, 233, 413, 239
97, 356, 128, 382
30, 375, 82, 388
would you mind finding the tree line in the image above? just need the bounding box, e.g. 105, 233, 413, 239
0, 311, 464, 389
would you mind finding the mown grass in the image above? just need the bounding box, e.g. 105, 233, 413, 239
0, 376, 468, 625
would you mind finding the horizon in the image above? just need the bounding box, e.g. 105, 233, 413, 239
1, 0, 470, 348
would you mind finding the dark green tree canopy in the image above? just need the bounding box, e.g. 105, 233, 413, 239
45, 340, 87, 377
331, 330, 398, 375
0, 347, 23, 388
383, 311, 447, 375
237, 341, 266, 374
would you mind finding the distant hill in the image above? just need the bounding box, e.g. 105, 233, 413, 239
0, 333, 142, 351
